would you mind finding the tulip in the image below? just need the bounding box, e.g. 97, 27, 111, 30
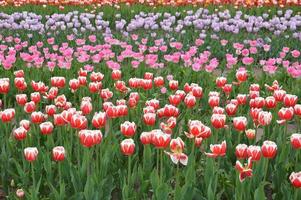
120, 121, 136, 137
184, 94, 196, 108
258, 111, 272, 126
165, 137, 188, 166
169, 80, 178, 90
70, 114, 88, 130
92, 112, 106, 128
120, 138, 135, 156
78, 130, 103, 148
39, 121, 54, 135
151, 129, 171, 149
13, 127, 27, 141
235, 157, 253, 182
140, 131, 153, 145
16, 94, 27, 106
52, 146, 65, 161
291, 134, 301, 149
233, 117, 247, 132
205, 141, 227, 158
277, 107, 294, 124
225, 103, 237, 116
235, 144, 248, 159
24, 147, 38, 162
261, 140, 277, 158
290, 172, 301, 188
51, 77, 65, 88
245, 129, 256, 140
1, 108, 15, 122
211, 114, 226, 129
247, 145, 261, 161
216, 77, 227, 88
283, 94, 298, 107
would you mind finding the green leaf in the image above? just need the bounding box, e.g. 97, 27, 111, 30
155, 183, 169, 200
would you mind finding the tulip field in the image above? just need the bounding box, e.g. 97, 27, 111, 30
1, 1, 301, 200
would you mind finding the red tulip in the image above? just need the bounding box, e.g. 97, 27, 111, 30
216, 77, 227, 88
290, 172, 301, 188
245, 129, 256, 140
1, 108, 15, 122
236, 94, 247, 105
165, 137, 188, 166
257, 111, 272, 126
249, 97, 265, 108
78, 129, 103, 148
90, 72, 104, 82
265, 96, 276, 109
120, 121, 136, 137
92, 112, 106, 128
191, 85, 203, 98
225, 103, 237, 116
222, 84, 232, 95
235, 157, 253, 182
31, 111, 45, 124
235, 144, 248, 159
184, 94, 196, 108
169, 80, 178, 90
236, 68, 248, 83
169, 95, 181, 106
294, 104, 301, 116
247, 145, 261, 161
51, 77, 65, 88
54, 114, 66, 126
208, 96, 220, 108
291, 134, 301, 149
154, 76, 164, 87
212, 107, 225, 114
233, 116, 247, 132
249, 84, 260, 91
283, 94, 298, 107
13, 127, 27, 141
211, 114, 226, 129
111, 70, 122, 80
54, 95, 67, 108
143, 113, 156, 126
52, 146, 65, 161
145, 99, 160, 110
205, 140, 227, 158
20, 119, 30, 131
261, 140, 277, 158
80, 99, 93, 115
24, 147, 38, 162
39, 121, 54, 135
273, 89, 286, 102
14, 70, 24, 77
14, 77, 27, 91
89, 82, 102, 93
30, 92, 41, 104
100, 88, 113, 100
151, 129, 171, 149
24, 101, 36, 113
120, 138, 135, 156
277, 107, 294, 124
69, 79, 80, 92
78, 76, 87, 86
70, 114, 88, 130
140, 131, 153, 145
16, 94, 27, 106
45, 105, 56, 116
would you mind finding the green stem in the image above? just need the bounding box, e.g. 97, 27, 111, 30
127, 155, 132, 198
160, 149, 163, 182
31, 163, 37, 199
263, 159, 269, 182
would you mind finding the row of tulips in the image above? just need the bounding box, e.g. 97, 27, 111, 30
0, 33, 300, 78
1, 61, 301, 199
1, 0, 301, 7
